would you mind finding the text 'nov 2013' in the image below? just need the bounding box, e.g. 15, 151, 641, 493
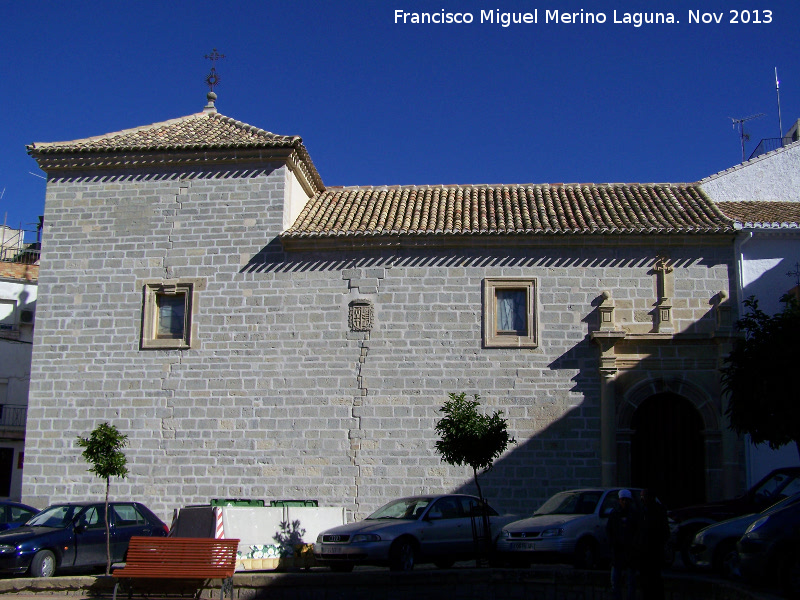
393, 9, 775, 28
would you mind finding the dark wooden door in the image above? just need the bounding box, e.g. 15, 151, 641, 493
631, 393, 705, 510
0, 448, 13, 497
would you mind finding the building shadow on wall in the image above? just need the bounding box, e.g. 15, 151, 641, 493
239, 243, 732, 514
448, 303, 603, 514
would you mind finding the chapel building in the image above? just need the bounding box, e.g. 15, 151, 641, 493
24, 93, 745, 520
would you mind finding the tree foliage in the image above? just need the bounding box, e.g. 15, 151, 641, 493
77, 422, 129, 575
722, 296, 800, 458
434, 392, 514, 500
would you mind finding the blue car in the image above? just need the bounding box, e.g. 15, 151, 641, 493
0, 502, 169, 577
0, 501, 38, 531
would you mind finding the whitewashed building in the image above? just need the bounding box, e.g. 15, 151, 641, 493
0, 262, 38, 500
701, 139, 800, 485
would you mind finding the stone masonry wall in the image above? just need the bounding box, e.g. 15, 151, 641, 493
24, 162, 734, 523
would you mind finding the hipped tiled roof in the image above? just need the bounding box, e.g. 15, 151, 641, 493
283, 183, 735, 238
717, 201, 800, 228
27, 112, 324, 192
28, 112, 300, 153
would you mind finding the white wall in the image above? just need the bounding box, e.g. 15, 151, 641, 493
702, 143, 800, 487
736, 233, 800, 485
701, 142, 800, 203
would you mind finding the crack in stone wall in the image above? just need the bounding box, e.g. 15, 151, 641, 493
342, 266, 386, 516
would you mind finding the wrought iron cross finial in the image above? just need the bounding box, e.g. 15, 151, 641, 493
788, 262, 800, 286
204, 48, 225, 92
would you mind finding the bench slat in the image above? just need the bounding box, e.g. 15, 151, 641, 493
113, 537, 240, 579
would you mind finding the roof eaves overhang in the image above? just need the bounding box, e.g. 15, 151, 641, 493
279, 230, 737, 252
27, 145, 325, 195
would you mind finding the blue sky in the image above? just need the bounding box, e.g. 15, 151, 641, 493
2, 0, 799, 233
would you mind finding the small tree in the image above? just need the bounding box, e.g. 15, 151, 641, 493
77, 422, 129, 575
722, 296, 800, 459
434, 392, 514, 501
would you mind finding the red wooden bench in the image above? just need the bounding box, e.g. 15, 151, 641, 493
112, 537, 240, 600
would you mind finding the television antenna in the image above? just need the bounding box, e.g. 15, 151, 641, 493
730, 113, 765, 162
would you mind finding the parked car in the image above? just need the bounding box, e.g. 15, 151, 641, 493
314, 494, 516, 571
0, 501, 169, 577
669, 466, 800, 566
737, 499, 800, 596
689, 491, 800, 577
0, 501, 38, 531
495, 488, 645, 568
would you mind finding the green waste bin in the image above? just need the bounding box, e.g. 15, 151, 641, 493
269, 500, 318, 507
210, 498, 265, 507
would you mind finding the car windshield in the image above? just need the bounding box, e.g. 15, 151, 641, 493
366, 497, 433, 520
26, 505, 84, 528
753, 472, 800, 503
762, 491, 800, 514
534, 491, 602, 516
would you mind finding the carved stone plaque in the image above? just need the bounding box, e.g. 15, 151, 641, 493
349, 300, 373, 332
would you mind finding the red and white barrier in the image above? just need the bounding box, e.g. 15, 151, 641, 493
214, 506, 225, 539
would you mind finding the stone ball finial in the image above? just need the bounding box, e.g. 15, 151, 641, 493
203, 91, 218, 114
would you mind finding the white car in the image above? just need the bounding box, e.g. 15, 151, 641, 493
496, 488, 642, 568
314, 494, 517, 571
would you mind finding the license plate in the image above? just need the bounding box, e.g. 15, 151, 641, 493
511, 542, 535, 551
324, 546, 345, 554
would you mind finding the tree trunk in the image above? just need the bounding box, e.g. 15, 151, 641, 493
472, 466, 492, 566
473, 466, 483, 501
104, 477, 111, 576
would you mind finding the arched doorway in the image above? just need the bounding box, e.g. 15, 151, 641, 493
631, 393, 705, 509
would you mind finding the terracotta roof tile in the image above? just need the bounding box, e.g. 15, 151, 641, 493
283, 183, 734, 238
27, 112, 324, 192
717, 201, 800, 227
28, 112, 299, 153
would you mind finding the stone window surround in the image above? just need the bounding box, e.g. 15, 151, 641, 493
483, 277, 538, 348
140, 278, 204, 350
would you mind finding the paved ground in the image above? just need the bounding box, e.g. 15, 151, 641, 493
0, 565, 787, 600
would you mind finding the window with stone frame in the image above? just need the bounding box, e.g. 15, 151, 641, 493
483, 278, 538, 348
141, 280, 199, 350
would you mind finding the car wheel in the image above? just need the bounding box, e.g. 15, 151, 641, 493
663, 538, 676, 567
434, 557, 455, 569
574, 538, 597, 569
679, 532, 701, 571
781, 550, 800, 596
329, 563, 354, 573
389, 538, 416, 571
30, 550, 56, 578
712, 539, 739, 578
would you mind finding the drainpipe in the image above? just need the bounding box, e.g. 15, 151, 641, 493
732, 228, 754, 491
733, 229, 753, 315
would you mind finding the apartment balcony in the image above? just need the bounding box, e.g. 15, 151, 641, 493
1, 220, 41, 265
748, 137, 795, 160
0, 405, 27, 434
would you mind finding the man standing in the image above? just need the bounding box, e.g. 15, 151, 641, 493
639, 489, 670, 600
607, 489, 639, 600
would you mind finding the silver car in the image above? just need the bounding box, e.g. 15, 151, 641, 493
496, 488, 642, 568
314, 494, 516, 571
689, 491, 800, 577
